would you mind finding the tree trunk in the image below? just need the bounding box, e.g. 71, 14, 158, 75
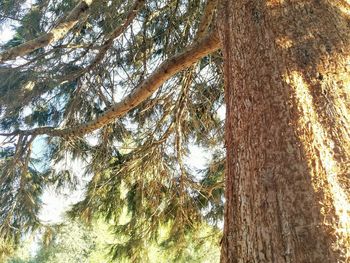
218, 0, 350, 262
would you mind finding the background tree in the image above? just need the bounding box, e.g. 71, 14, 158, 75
7, 220, 98, 263
5, 218, 220, 263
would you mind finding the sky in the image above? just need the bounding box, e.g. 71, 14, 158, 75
0, 24, 16, 44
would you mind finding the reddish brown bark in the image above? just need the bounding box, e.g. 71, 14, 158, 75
219, 0, 350, 262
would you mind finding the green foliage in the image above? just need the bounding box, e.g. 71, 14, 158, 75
69, 143, 223, 261
5, 218, 220, 263
0, 142, 48, 256
0, 0, 224, 261
33, 222, 96, 263
6, 220, 110, 263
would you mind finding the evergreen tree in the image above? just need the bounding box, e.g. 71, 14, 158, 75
6, 218, 220, 263
1, 0, 350, 262
7, 220, 98, 263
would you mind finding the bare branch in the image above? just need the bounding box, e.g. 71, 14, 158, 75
2, 31, 221, 138
0, 0, 94, 63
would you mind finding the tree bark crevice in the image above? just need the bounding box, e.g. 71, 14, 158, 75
219, 0, 350, 262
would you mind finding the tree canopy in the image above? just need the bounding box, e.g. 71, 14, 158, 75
0, 0, 224, 261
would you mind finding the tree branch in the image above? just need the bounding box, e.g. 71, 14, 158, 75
2, 31, 221, 138
87, 0, 145, 70
12, 0, 144, 89
196, 0, 218, 40
0, 0, 94, 63
56, 0, 145, 82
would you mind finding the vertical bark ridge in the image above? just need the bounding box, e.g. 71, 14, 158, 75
219, 0, 350, 262
289, 71, 350, 259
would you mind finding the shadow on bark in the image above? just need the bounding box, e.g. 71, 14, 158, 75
220, 0, 350, 262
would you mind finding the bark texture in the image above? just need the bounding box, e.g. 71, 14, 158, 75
219, 0, 350, 262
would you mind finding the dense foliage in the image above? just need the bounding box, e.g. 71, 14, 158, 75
0, 0, 224, 261
6, 218, 220, 262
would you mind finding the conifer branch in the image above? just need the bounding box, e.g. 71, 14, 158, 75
55, 0, 145, 83
0, 0, 94, 63
0, 31, 221, 138
87, 0, 145, 70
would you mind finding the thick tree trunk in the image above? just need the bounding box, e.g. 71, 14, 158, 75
219, 0, 350, 262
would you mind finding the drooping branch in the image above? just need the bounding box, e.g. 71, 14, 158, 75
87, 0, 145, 70
1, 31, 221, 138
55, 0, 145, 83
0, 0, 143, 112
0, 0, 94, 63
